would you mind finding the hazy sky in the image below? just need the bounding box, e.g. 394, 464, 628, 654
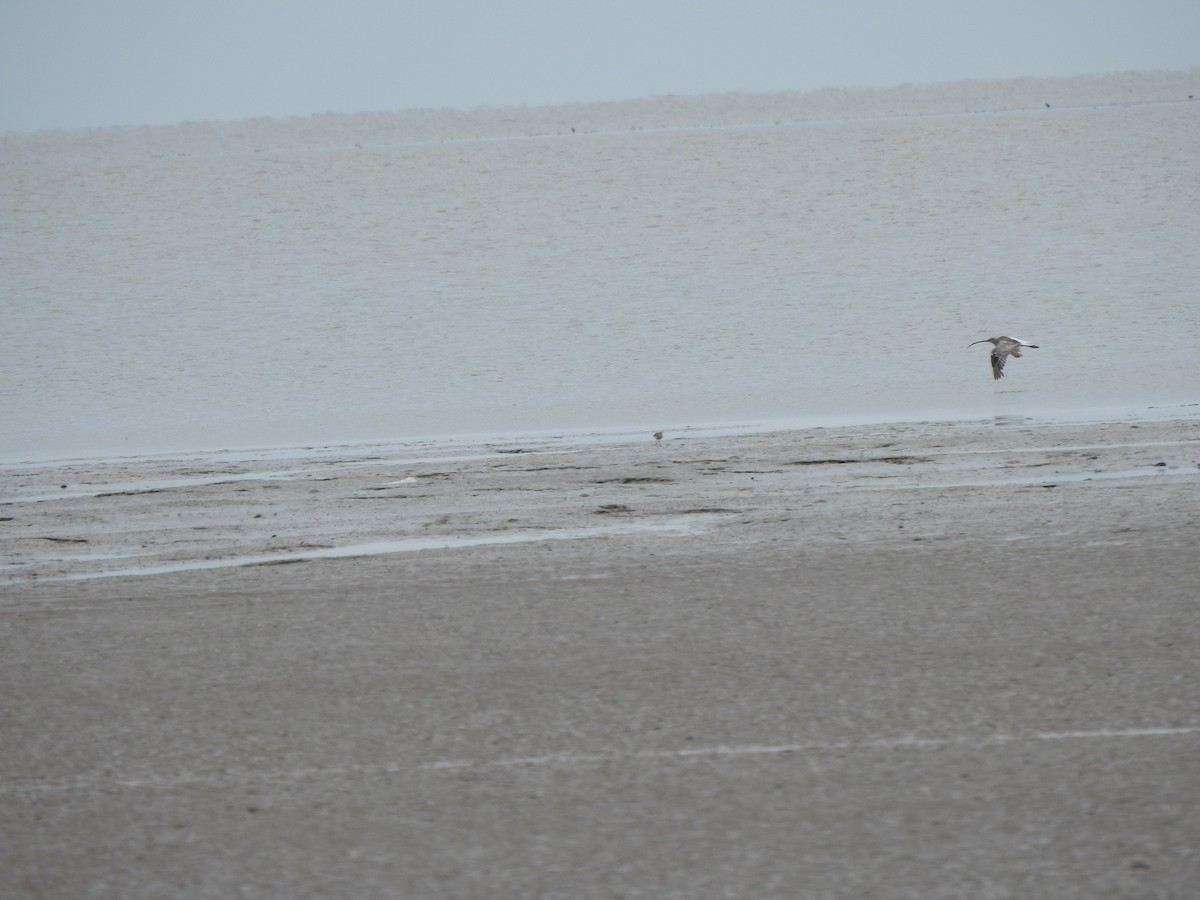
2, 0, 1197, 132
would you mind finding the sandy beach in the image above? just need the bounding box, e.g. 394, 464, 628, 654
2, 414, 1199, 898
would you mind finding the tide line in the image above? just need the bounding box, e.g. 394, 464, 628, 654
422, 726, 1200, 771
4, 726, 1194, 797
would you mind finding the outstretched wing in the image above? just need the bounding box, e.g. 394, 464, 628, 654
990, 337, 1024, 379
990, 348, 1007, 379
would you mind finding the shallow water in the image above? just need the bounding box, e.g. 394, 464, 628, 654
39, 517, 720, 582
3, 74, 1198, 461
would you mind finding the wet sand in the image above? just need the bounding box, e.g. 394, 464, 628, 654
2, 415, 1199, 898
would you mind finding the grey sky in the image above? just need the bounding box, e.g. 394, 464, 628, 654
2, 0, 1198, 133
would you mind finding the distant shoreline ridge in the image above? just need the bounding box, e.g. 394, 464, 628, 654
4, 67, 1196, 147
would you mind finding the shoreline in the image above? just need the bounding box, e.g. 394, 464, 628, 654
4, 399, 1197, 470
4, 411, 1198, 588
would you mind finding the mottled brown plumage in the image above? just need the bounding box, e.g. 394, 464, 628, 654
968, 336, 1039, 380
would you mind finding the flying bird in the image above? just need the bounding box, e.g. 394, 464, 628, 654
968, 336, 1039, 380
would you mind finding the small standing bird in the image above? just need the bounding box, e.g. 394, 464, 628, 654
653, 431, 664, 445
968, 336, 1039, 380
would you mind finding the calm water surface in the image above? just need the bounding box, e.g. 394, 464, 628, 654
3, 75, 1198, 460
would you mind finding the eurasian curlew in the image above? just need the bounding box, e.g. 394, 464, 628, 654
968, 336, 1039, 380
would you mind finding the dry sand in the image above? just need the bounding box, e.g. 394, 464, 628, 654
2, 415, 1199, 898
